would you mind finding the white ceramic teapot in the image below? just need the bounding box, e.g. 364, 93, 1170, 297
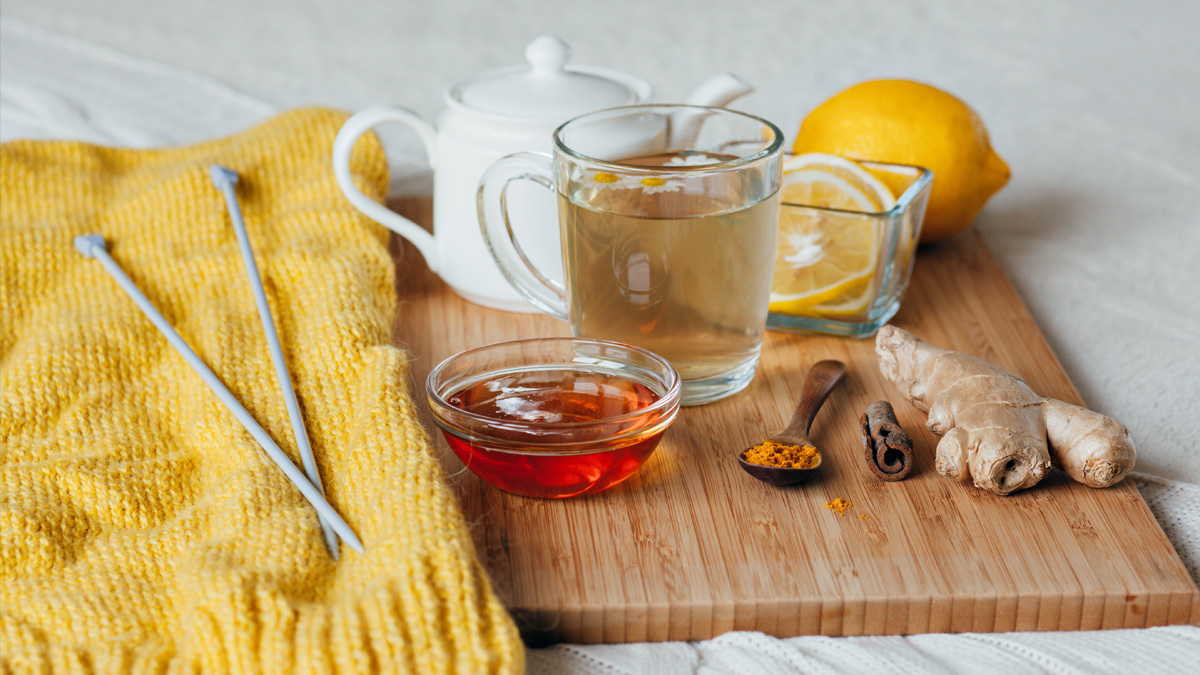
332, 35, 752, 312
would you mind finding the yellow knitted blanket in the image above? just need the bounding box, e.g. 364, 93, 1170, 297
0, 108, 523, 674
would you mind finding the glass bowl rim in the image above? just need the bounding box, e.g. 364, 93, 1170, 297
426, 336, 683, 439
780, 158, 934, 217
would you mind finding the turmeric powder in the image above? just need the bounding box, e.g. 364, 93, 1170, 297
743, 439, 820, 469
825, 498, 852, 516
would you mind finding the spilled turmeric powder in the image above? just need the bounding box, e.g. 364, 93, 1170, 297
743, 439, 820, 469
825, 498, 852, 517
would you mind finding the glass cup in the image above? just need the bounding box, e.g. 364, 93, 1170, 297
766, 161, 933, 337
478, 105, 784, 405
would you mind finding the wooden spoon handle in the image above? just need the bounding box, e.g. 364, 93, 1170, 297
781, 360, 846, 441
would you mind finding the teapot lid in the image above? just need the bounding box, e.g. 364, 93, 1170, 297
451, 36, 646, 119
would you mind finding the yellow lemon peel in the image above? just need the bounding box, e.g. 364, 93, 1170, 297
792, 79, 1009, 242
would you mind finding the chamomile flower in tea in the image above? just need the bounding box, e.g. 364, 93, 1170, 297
666, 152, 721, 166
635, 176, 684, 194
575, 168, 686, 195
577, 168, 633, 191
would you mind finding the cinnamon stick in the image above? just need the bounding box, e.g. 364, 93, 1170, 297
861, 400, 914, 481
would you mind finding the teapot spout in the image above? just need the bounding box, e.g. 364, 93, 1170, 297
684, 73, 753, 108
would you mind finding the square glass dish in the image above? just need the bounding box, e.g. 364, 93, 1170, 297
766, 160, 933, 338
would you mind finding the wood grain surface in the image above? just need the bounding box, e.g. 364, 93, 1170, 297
388, 197, 1200, 644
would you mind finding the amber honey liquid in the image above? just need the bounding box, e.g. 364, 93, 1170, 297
443, 368, 668, 498
560, 151, 779, 390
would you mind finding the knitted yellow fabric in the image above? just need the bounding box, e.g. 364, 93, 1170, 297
0, 108, 523, 674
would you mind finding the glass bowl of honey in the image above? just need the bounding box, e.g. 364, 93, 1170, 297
427, 337, 682, 499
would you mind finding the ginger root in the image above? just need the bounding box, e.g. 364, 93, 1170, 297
875, 326, 1135, 495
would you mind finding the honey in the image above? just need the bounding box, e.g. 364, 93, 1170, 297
441, 368, 671, 498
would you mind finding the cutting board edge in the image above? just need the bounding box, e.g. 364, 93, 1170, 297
507, 585, 1200, 644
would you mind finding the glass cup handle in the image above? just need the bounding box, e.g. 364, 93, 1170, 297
477, 152, 568, 320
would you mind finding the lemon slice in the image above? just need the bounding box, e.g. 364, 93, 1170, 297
783, 153, 897, 212
769, 166, 883, 312
809, 283, 874, 316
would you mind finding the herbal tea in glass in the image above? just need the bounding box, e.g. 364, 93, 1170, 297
560, 151, 777, 391
479, 106, 784, 405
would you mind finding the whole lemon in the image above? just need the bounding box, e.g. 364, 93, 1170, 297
792, 80, 1010, 242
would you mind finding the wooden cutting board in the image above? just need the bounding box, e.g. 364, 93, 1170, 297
389, 197, 1199, 644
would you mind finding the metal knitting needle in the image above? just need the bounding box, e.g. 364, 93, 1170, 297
73, 234, 364, 554
209, 164, 340, 560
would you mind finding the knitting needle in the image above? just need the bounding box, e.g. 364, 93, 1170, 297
73, 234, 364, 554
209, 164, 340, 560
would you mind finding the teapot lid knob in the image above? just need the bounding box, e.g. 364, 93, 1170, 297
451, 34, 650, 119
526, 35, 570, 76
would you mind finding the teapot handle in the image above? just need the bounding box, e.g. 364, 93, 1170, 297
332, 106, 442, 272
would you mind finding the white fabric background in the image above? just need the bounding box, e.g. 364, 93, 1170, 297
2, 6, 1198, 672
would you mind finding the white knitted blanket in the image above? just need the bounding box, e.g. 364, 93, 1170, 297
3, 17, 1196, 674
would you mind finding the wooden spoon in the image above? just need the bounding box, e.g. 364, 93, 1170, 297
738, 360, 847, 486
